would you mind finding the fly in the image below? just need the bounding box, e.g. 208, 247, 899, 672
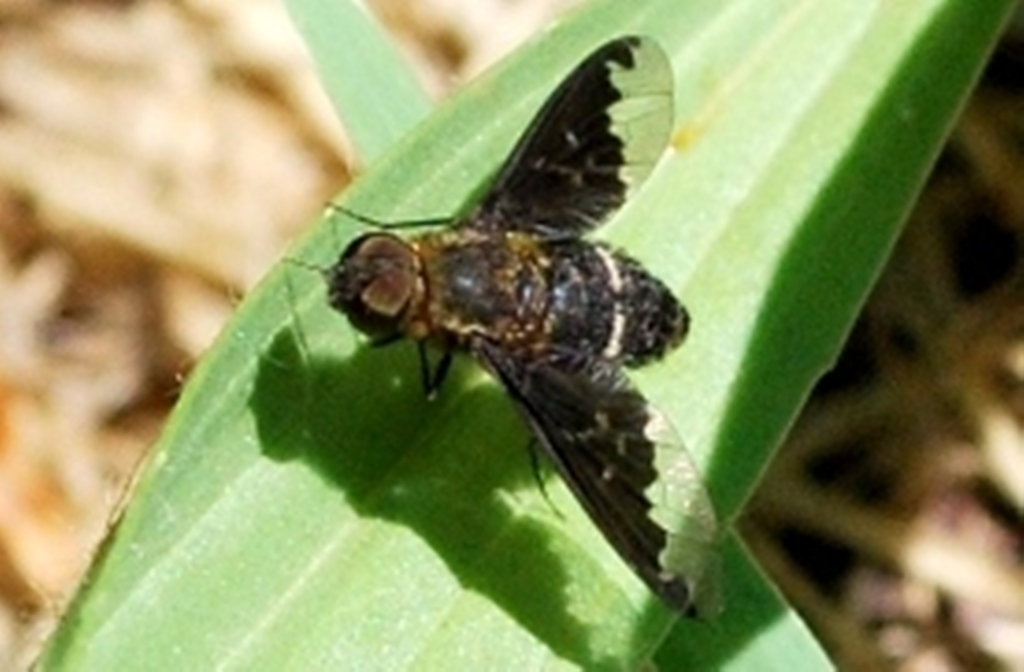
326, 36, 719, 616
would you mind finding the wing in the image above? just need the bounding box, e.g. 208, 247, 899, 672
464, 36, 673, 239
474, 341, 719, 616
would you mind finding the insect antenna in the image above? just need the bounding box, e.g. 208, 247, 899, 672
326, 202, 452, 231
282, 255, 330, 278
281, 203, 344, 280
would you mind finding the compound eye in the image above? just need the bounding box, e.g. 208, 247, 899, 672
359, 238, 415, 314
328, 234, 418, 341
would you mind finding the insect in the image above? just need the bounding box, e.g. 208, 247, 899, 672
325, 36, 719, 616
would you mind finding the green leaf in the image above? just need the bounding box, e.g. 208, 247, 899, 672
284, 0, 432, 161
37, 0, 1012, 670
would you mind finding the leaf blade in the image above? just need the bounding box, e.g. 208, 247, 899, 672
284, 0, 432, 162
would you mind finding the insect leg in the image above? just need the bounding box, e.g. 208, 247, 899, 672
327, 203, 451, 231
370, 333, 404, 347
525, 437, 562, 517
417, 344, 453, 399
428, 350, 453, 399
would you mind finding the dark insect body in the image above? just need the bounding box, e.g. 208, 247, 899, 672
325, 36, 719, 616
335, 228, 687, 371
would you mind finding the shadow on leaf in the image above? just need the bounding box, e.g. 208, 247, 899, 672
250, 323, 630, 669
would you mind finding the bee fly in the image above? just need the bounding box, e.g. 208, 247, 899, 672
325, 36, 719, 616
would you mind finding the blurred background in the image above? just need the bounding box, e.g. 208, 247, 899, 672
0, 1, 1020, 669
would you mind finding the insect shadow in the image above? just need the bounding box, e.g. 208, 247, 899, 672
250, 322, 631, 670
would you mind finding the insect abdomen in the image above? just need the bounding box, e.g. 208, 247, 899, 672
546, 242, 687, 367
610, 251, 689, 366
